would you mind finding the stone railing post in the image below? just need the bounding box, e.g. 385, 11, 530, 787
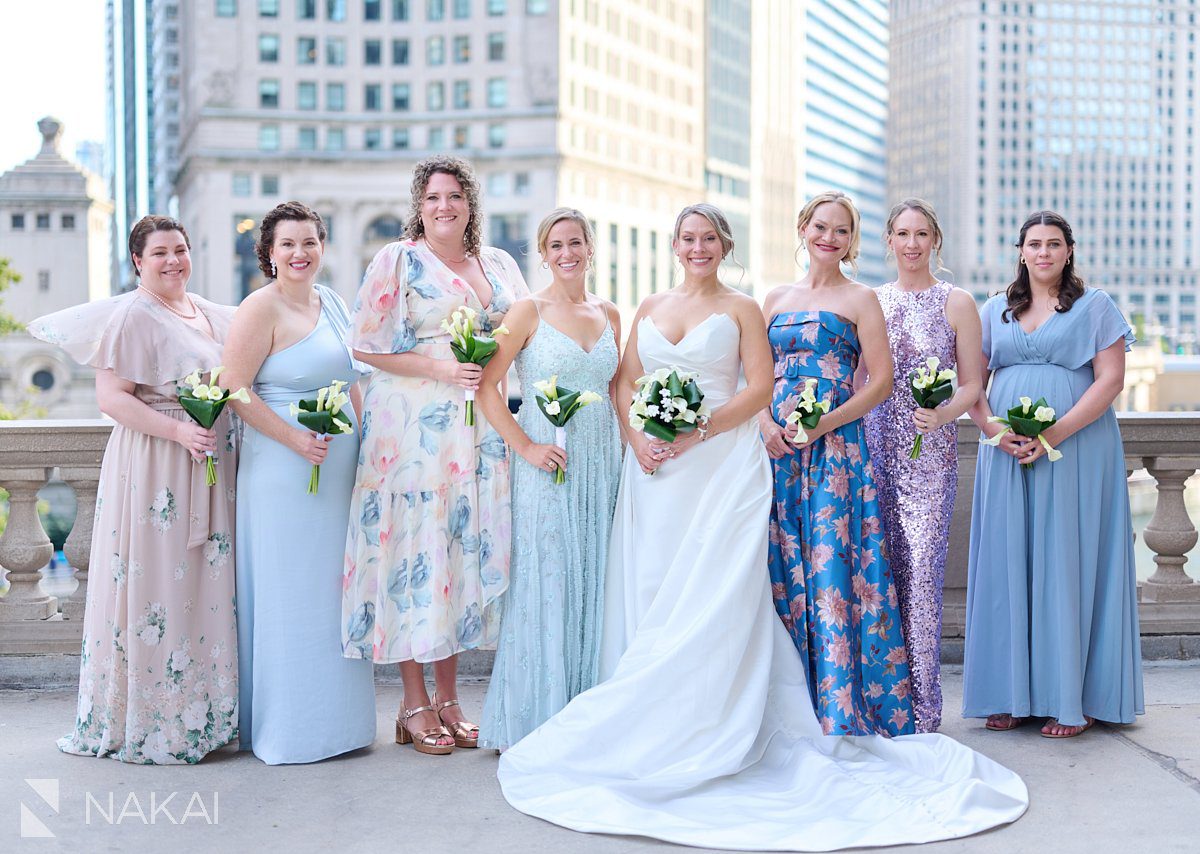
1141, 457, 1200, 603
59, 467, 100, 621
0, 470, 56, 620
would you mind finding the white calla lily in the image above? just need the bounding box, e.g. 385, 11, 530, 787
206, 386, 225, 401
192, 384, 211, 399
1033, 406, 1055, 422
544, 400, 561, 416
1019, 396, 1033, 413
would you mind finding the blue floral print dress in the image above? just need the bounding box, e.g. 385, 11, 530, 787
341, 239, 528, 663
767, 310, 916, 736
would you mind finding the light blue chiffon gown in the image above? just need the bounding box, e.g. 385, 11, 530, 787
963, 287, 1144, 727
479, 307, 621, 751
236, 285, 377, 764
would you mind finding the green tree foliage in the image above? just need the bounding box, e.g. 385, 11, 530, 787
0, 257, 23, 335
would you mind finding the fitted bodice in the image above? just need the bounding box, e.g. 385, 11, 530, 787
876, 281, 956, 389
637, 313, 742, 408
515, 316, 619, 418
768, 311, 860, 409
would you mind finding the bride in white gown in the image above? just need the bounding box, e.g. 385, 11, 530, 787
497, 204, 1028, 851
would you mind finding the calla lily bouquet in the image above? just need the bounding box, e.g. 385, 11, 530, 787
531, 375, 603, 484
785, 378, 832, 446
908, 356, 957, 459
442, 305, 508, 426
629, 366, 707, 455
290, 380, 354, 494
178, 367, 250, 486
980, 395, 1063, 470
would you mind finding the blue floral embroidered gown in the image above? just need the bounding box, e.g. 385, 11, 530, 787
767, 311, 916, 736
963, 288, 1144, 726
479, 305, 621, 750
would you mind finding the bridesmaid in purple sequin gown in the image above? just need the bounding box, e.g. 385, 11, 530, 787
862, 200, 983, 733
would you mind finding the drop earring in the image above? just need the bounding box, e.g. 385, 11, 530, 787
271, 260, 277, 277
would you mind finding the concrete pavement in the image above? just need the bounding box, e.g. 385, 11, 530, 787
2, 663, 1198, 853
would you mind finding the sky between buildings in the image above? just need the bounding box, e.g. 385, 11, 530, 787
0, 1, 106, 176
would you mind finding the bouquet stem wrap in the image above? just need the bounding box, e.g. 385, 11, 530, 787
554, 426, 567, 484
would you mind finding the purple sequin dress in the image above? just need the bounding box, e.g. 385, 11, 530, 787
863, 280, 957, 733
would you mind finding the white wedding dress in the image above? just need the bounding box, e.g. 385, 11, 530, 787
497, 313, 1028, 851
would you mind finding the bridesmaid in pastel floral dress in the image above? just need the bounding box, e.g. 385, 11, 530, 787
862, 200, 983, 733
29, 216, 239, 763
343, 156, 528, 754
476, 208, 622, 751
761, 191, 915, 737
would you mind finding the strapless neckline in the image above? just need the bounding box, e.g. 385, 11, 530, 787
641, 312, 732, 347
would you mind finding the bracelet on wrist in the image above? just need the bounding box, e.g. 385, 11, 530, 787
697, 414, 711, 441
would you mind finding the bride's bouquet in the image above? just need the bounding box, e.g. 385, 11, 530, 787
628, 367, 707, 465
290, 380, 355, 494
785, 378, 831, 446
980, 395, 1063, 470
178, 367, 249, 486
531, 375, 602, 484
908, 356, 956, 459
441, 305, 509, 426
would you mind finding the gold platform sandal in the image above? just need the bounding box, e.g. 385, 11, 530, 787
432, 696, 480, 749
396, 705, 455, 755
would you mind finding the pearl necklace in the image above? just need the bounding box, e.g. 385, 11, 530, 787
138, 285, 199, 319
426, 240, 470, 265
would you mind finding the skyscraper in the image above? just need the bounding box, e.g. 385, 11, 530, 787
890, 0, 1199, 344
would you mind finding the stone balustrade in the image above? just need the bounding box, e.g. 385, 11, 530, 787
2, 415, 1200, 660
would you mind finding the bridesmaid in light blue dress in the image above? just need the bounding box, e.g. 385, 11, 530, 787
964, 211, 1143, 738
223, 203, 376, 763
476, 208, 622, 750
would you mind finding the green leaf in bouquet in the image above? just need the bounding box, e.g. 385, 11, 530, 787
666, 371, 685, 397
641, 417, 677, 442
646, 380, 664, 406
924, 381, 954, 407
797, 410, 823, 430
556, 388, 582, 417
680, 381, 703, 408
179, 396, 224, 429
451, 340, 470, 363
471, 336, 499, 367
297, 410, 335, 433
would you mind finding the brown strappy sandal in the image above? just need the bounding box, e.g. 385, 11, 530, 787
396, 705, 454, 755
432, 696, 479, 749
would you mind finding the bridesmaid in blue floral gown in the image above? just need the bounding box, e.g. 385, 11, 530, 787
964, 211, 1143, 738
761, 192, 915, 736
476, 209, 622, 750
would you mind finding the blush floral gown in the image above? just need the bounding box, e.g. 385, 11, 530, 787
341, 239, 528, 664
767, 310, 915, 736
29, 292, 239, 763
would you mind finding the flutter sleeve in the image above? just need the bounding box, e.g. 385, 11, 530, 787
1061, 288, 1135, 370
348, 241, 417, 355
316, 284, 372, 377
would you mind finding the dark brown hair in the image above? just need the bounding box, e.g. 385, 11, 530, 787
256, 201, 327, 278
404, 155, 482, 256
128, 215, 190, 275
1002, 210, 1085, 323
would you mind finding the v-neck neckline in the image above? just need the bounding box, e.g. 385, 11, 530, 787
421, 239, 495, 311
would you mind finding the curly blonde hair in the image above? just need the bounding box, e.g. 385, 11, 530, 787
404, 155, 483, 256
797, 190, 861, 273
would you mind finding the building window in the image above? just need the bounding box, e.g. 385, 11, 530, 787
261, 174, 280, 195
427, 36, 445, 64
326, 82, 346, 110
36, 213, 50, 230
649, 231, 658, 293
525, 0, 546, 13
487, 0, 504, 14
608, 224, 618, 301
259, 34, 280, 61
453, 35, 470, 62
453, 80, 470, 108
259, 124, 281, 150
393, 127, 411, 149
297, 0, 316, 17
216, 0, 237, 16
392, 0, 409, 19
259, 0, 280, 15
487, 32, 504, 61
392, 38, 410, 64
259, 79, 280, 107
630, 227, 639, 303
31, 368, 54, 390
298, 80, 317, 109
487, 123, 504, 148
453, 0, 470, 18
427, 81, 445, 110
326, 37, 346, 64
327, 127, 345, 150
364, 39, 381, 64
428, 126, 445, 149
364, 0, 382, 19
298, 36, 317, 63
364, 83, 382, 110
327, 0, 346, 20
61, 213, 76, 230
454, 125, 469, 148
233, 173, 252, 196
365, 128, 382, 149
11, 213, 24, 230
298, 126, 318, 150
490, 213, 527, 263
392, 82, 411, 110
37, 271, 51, 293
427, 0, 445, 20
514, 172, 529, 195
486, 77, 507, 107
